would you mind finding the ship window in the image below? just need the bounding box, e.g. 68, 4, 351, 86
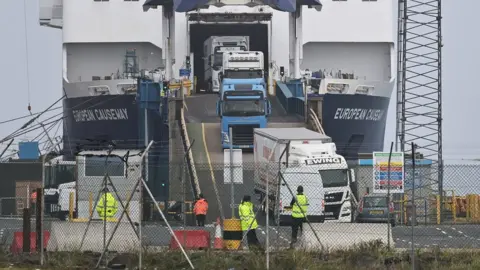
84, 156, 125, 177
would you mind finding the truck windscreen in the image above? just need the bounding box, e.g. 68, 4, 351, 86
318, 169, 349, 188
225, 70, 263, 79
45, 164, 76, 188
214, 46, 247, 69
223, 99, 265, 116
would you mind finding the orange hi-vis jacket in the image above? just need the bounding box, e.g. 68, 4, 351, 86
194, 198, 208, 215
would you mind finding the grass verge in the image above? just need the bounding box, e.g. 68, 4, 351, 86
1, 241, 480, 269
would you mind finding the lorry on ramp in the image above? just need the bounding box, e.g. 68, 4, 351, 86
203, 36, 249, 93
216, 51, 271, 149
253, 127, 357, 224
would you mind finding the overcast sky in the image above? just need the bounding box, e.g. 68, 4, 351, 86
0, 0, 478, 163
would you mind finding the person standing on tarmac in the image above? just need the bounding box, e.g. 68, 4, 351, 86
193, 193, 208, 227
239, 195, 262, 250
96, 187, 118, 221
290, 185, 309, 247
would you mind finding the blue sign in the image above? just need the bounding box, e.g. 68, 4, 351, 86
179, 69, 191, 77
404, 171, 423, 189
18, 142, 39, 160
376, 172, 403, 180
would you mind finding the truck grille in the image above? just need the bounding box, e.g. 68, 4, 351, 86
324, 192, 343, 203
324, 204, 341, 219
229, 124, 259, 146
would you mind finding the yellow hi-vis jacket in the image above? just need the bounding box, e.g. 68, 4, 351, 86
96, 192, 118, 219
239, 201, 258, 231
292, 194, 309, 219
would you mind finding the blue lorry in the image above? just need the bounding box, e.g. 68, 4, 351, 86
216, 77, 271, 149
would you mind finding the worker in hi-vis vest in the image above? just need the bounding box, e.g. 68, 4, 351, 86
290, 185, 309, 246
239, 195, 262, 250
96, 187, 118, 220
193, 193, 208, 227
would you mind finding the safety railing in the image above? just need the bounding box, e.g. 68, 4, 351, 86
180, 108, 201, 198
275, 80, 306, 118
308, 108, 325, 135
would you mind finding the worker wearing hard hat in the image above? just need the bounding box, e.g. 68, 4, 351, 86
96, 187, 118, 221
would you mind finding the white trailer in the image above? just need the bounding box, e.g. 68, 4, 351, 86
253, 128, 356, 223
203, 36, 249, 92
73, 149, 143, 222
222, 51, 264, 80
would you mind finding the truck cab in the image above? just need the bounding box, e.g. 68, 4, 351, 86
43, 158, 76, 220
216, 79, 271, 148
203, 36, 249, 93
216, 51, 271, 149
290, 142, 356, 222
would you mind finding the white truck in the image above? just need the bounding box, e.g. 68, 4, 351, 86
203, 36, 249, 92
43, 150, 144, 221
43, 158, 76, 220
253, 127, 357, 224
221, 51, 264, 80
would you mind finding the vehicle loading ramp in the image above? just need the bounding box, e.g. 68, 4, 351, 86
183, 93, 305, 223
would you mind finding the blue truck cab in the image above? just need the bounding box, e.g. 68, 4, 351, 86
216, 78, 271, 149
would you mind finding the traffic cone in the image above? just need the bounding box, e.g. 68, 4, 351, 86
213, 217, 223, 249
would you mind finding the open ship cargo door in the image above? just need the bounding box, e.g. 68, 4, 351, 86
187, 11, 273, 93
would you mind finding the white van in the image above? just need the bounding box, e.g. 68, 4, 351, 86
277, 165, 325, 225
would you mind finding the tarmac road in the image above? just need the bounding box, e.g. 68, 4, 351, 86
392, 224, 480, 249
1, 217, 480, 250
184, 94, 304, 225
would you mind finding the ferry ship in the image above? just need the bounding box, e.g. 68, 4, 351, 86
39, 0, 395, 159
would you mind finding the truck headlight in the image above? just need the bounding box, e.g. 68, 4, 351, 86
342, 201, 351, 212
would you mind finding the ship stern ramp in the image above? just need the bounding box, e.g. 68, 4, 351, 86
183, 93, 304, 223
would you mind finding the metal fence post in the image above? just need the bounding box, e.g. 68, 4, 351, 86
411, 142, 416, 270
229, 127, 235, 219
266, 160, 270, 270
387, 142, 393, 250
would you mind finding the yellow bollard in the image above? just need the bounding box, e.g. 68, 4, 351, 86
271, 79, 277, 96
89, 193, 93, 217
69, 192, 74, 221
194, 76, 197, 93
223, 219, 242, 250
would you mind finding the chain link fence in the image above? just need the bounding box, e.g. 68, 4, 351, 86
1, 155, 480, 268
